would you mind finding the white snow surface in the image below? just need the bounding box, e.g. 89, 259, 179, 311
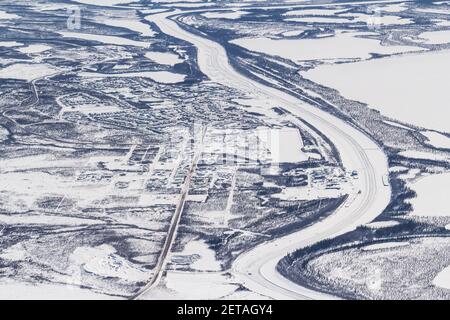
0, 244, 28, 261
151, 0, 203, 2
273, 185, 348, 201
303, 50, 450, 132
399, 151, 449, 162
177, 240, 221, 271
145, 51, 183, 65
285, 17, 351, 24
361, 241, 410, 251
339, 12, 413, 25
201, 11, 249, 20
18, 44, 52, 54
230, 31, 423, 63
80, 70, 186, 83
0, 10, 19, 19
59, 31, 150, 48
380, 3, 408, 12
165, 271, 238, 299
70, 244, 148, 282
233, 98, 280, 118
433, 265, 450, 289
283, 8, 345, 16
383, 120, 412, 131
0, 214, 104, 226
71, 0, 138, 6
364, 220, 400, 229
99, 18, 156, 37
147, 10, 391, 300
0, 63, 58, 81
416, 8, 450, 15
422, 131, 450, 149
417, 30, 450, 45
0, 126, 8, 141
0, 282, 115, 300
257, 127, 308, 163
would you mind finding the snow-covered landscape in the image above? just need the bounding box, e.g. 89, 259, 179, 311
0, 0, 449, 301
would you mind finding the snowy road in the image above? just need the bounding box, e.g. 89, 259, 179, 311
148, 11, 391, 300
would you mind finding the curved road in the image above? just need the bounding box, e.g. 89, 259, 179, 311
148, 11, 391, 300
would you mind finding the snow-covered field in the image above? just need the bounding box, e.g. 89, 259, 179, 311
230, 31, 423, 63
364, 220, 400, 229
99, 18, 156, 37
303, 237, 450, 299
149, 10, 391, 300
0, 213, 104, 226
273, 188, 345, 201
18, 44, 52, 54
201, 11, 249, 20
0, 282, 115, 300
80, 70, 186, 83
0, 126, 8, 141
164, 272, 238, 299
422, 131, 450, 149
0, 63, 58, 81
1, 0, 449, 301
436, 19, 450, 27
71, 0, 138, 6
361, 241, 410, 251
283, 8, 345, 16
70, 244, 149, 282
433, 265, 450, 290
398, 150, 449, 162
286, 14, 412, 25
303, 50, 450, 132
417, 30, 450, 45
145, 51, 183, 66
408, 173, 450, 217
0, 41, 22, 47
233, 98, 283, 119
339, 12, 413, 25
59, 32, 150, 48
416, 8, 450, 15
257, 127, 308, 163
0, 10, 19, 20
151, 0, 204, 3
379, 3, 408, 13
285, 17, 351, 24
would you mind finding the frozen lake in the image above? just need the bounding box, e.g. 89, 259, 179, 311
230, 31, 423, 62
303, 50, 450, 132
